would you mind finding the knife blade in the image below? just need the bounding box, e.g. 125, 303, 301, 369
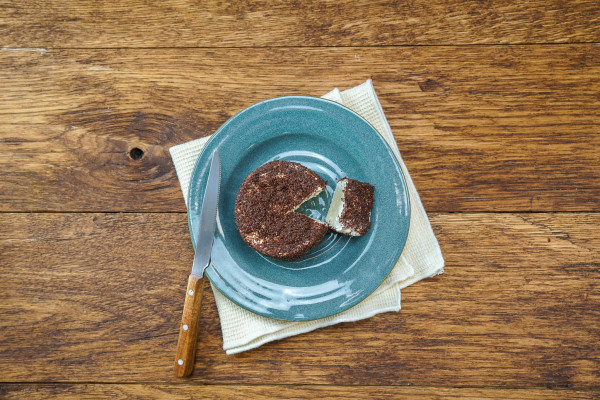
192, 150, 221, 277
174, 150, 221, 378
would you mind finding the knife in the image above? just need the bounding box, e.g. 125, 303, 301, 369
174, 150, 220, 378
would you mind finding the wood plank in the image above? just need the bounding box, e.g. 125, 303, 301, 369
1, 384, 598, 400
1, 1, 599, 48
1, 46, 599, 212
0, 213, 598, 387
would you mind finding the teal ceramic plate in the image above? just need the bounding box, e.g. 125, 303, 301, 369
188, 96, 410, 321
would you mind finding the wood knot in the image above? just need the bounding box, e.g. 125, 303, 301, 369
418, 78, 442, 92
129, 147, 144, 160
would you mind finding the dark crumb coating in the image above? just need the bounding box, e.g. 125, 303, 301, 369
339, 178, 375, 236
234, 160, 328, 260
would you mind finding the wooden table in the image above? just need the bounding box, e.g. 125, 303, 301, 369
1, 2, 599, 398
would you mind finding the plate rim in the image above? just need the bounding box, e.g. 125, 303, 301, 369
187, 95, 411, 320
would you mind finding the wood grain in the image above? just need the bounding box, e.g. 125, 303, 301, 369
1, 212, 598, 387
1, 384, 599, 400
1, 46, 599, 212
1, 1, 599, 48
3, 0, 598, 397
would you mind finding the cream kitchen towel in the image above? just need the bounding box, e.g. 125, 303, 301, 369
170, 79, 444, 354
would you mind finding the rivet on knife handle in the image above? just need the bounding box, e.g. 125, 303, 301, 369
174, 274, 205, 377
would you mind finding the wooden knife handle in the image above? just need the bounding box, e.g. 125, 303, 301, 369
174, 274, 205, 377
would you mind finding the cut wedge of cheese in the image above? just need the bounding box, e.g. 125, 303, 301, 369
326, 178, 375, 236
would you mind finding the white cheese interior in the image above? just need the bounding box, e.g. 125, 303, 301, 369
325, 179, 359, 235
